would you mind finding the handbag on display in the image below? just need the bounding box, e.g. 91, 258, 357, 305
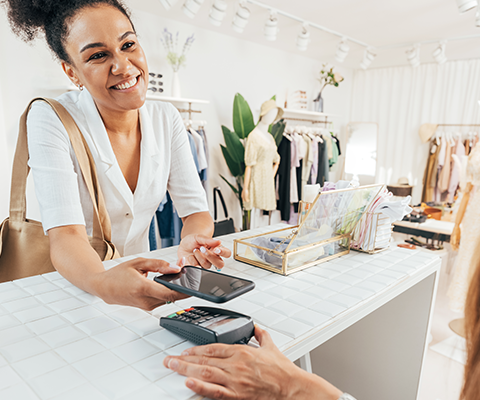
0, 98, 119, 283
212, 187, 235, 237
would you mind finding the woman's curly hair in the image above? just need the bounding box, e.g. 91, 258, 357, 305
1, 0, 134, 63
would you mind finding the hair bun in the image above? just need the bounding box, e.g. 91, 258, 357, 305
4, 0, 68, 41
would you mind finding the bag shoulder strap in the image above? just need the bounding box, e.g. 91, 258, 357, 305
10, 97, 112, 242
213, 187, 229, 221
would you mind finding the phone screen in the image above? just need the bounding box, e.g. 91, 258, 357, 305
154, 266, 254, 300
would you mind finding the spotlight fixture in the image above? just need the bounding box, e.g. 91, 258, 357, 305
182, 0, 204, 19
406, 45, 420, 68
159, 0, 178, 10
432, 41, 447, 64
296, 23, 310, 51
264, 11, 278, 41
457, 0, 478, 13
232, 2, 250, 33
335, 38, 350, 63
209, 0, 227, 26
360, 48, 376, 70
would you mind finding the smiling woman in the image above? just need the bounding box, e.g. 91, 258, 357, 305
1, 0, 231, 310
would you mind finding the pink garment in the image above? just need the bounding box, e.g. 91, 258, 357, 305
290, 135, 300, 203
447, 140, 466, 202
433, 139, 446, 202
310, 136, 320, 184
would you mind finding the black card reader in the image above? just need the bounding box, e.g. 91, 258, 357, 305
160, 306, 255, 345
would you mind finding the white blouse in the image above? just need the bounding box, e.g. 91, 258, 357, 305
26, 90, 208, 256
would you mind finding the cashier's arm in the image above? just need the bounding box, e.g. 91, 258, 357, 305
48, 212, 230, 310
48, 225, 186, 310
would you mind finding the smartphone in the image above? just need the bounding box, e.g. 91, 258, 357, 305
154, 266, 255, 303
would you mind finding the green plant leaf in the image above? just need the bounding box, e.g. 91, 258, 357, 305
220, 144, 241, 177
220, 174, 239, 196
271, 119, 286, 147
222, 125, 245, 164
233, 93, 255, 139
270, 95, 276, 101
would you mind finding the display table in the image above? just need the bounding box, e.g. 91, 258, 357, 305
0, 224, 440, 400
393, 219, 454, 243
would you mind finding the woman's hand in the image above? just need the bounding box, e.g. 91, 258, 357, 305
178, 234, 231, 270
163, 326, 343, 400
92, 258, 188, 311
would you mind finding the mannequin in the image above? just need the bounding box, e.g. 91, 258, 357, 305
448, 144, 480, 313
242, 100, 283, 211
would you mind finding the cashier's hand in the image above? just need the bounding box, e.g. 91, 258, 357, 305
177, 234, 231, 270
95, 258, 188, 311
163, 326, 343, 400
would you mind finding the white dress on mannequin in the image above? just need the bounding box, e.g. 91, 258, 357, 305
448, 144, 480, 312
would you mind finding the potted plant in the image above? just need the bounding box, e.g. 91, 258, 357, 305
313, 64, 344, 113
220, 94, 286, 230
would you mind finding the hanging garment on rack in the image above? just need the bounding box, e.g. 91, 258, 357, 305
316, 138, 330, 186
325, 133, 333, 160
447, 140, 466, 202
189, 128, 208, 176
310, 136, 320, 184
421, 141, 439, 203
329, 133, 339, 169
433, 138, 446, 202
331, 134, 342, 156
244, 129, 280, 211
290, 133, 300, 204
448, 144, 480, 312
300, 134, 313, 200
276, 136, 291, 221
438, 141, 453, 195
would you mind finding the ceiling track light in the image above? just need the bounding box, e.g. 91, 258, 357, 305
296, 23, 310, 51
457, 0, 478, 13
433, 41, 447, 64
209, 0, 227, 26
232, 2, 251, 33
264, 11, 278, 41
159, 0, 178, 10
335, 38, 350, 63
182, 0, 204, 19
406, 44, 421, 68
360, 48, 376, 70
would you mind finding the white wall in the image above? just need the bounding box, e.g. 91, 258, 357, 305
0, 4, 353, 229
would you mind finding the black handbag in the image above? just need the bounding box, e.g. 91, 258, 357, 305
213, 187, 236, 237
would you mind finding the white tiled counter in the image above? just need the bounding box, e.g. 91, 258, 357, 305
0, 224, 441, 400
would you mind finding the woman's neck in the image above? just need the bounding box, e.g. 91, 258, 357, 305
97, 105, 140, 138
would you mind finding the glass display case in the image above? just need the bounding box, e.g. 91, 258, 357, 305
233, 184, 384, 275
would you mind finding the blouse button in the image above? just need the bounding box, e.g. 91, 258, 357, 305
125, 212, 130, 217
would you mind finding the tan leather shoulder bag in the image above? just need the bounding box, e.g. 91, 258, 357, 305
0, 97, 119, 283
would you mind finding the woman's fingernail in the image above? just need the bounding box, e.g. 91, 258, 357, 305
168, 359, 179, 370
169, 263, 181, 271
200, 246, 207, 254
193, 248, 198, 253
216, 268, 221, 272
186, 379, 195, 388
181, 257, 186, 266
181, 350, 190, 356
214, 248, 221, 254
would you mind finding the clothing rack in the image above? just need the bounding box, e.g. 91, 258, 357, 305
176, 102, 202, 120
437, 123, 480, 127
283, 117, 332, 126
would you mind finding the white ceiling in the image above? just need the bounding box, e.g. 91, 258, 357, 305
134, 0, 480, 69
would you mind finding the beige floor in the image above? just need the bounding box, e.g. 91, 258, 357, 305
415, 244, 465, 400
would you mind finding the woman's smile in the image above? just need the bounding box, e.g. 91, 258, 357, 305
111, 75, 140, 91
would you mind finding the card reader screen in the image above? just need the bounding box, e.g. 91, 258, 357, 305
200, 316, 251, 334
156, 266, 251, 299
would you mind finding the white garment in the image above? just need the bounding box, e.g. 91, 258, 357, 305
27, 90, 208, 256
189, 128, 208, 171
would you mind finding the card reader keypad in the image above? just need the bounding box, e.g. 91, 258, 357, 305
166, 307, 222, 325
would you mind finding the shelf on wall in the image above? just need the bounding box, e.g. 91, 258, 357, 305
146, 95, 209, 105
282, 108, 339, 118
